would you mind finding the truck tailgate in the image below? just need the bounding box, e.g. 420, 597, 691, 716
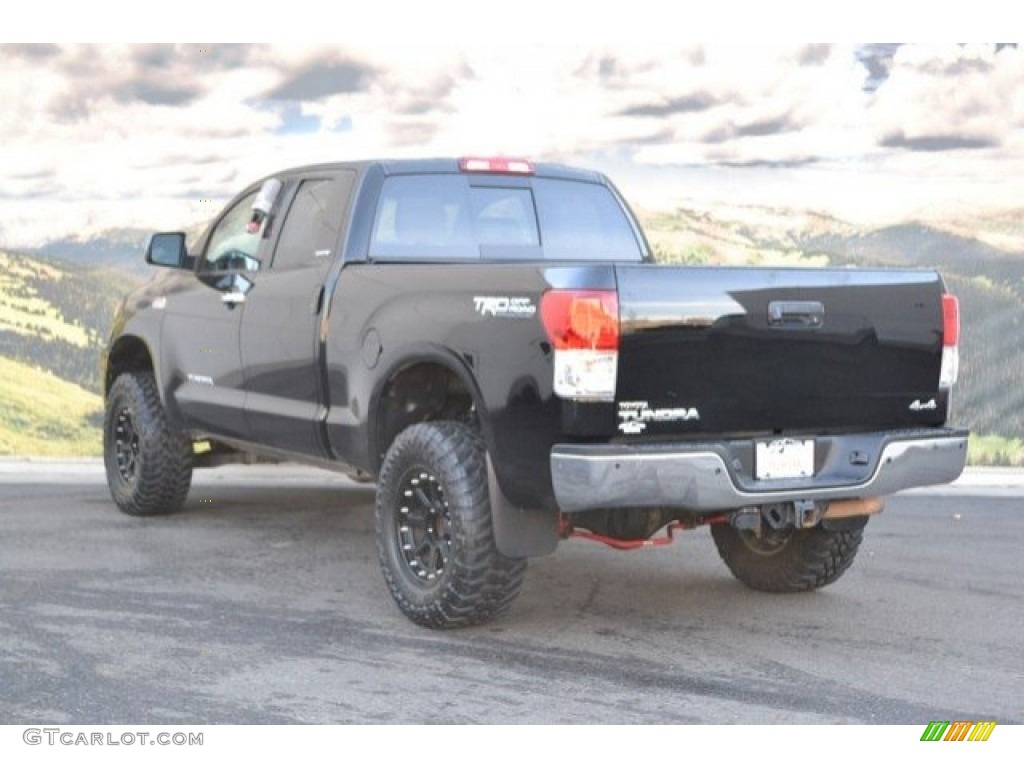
614, 266, 948, 437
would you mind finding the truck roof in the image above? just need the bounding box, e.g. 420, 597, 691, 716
261, 158, 607, 184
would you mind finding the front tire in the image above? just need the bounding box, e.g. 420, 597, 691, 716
375, 421, 526, 628
711, 520, 864, 592
103, 372, 192, 516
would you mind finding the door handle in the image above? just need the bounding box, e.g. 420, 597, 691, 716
218, 273, 253, 309
768, 300, 824, 328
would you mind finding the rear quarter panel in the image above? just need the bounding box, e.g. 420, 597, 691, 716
324, 262, 614, 508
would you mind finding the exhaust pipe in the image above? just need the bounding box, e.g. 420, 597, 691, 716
823, 497, 884, 519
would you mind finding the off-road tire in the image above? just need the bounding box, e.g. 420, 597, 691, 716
375, 421, 527, 628
104, 372, 192, 516
710, 521, 864, 592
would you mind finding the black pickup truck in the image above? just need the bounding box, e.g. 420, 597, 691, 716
102, 157, 968, 627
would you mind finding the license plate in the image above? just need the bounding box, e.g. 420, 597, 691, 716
755, 439, 815, 480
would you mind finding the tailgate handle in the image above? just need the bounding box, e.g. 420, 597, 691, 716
768, 300, 824, 328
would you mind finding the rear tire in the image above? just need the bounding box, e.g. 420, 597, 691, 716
103, 372, 192, 516
711, 520, 864, 592
375, 421, 526, 628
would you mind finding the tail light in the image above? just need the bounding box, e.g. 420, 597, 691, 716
459, 157, 534, 174
540, 290, 618, 401
939, 293, 960, 389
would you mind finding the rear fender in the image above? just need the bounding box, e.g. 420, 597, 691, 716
368, 345, 559, 558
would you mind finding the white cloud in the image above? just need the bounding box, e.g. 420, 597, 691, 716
871, 45, 1024, 150
0, 42, 1020, 246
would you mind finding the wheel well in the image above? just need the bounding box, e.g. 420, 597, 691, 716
375, 362, 477, 468
105, 337, 154, 395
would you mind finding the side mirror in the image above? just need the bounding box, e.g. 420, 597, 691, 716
145, 232, 189, 269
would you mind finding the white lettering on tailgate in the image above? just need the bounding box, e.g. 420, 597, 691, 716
617, 400, 700, 433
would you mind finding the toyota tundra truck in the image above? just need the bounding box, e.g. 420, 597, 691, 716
102, 157, 968, 628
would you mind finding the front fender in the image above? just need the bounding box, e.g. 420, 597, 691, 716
103, 291, 172, 417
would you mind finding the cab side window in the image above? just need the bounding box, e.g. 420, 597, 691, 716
369, 175, 476, 260
203, 191, 265, 272
272, 174, 355, 270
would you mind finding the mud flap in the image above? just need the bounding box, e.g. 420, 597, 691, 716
487, 455, 559, 558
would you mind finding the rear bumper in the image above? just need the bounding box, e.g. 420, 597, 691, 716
551, 428, 969, 513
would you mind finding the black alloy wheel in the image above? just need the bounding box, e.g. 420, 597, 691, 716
113, 408, 140, 483
394, 466, 452, 584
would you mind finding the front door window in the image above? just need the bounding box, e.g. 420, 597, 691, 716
203, 191, 265, 272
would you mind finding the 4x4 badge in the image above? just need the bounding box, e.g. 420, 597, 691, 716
909, 398, 937, 411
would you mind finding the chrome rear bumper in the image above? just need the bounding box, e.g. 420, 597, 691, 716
551, 429, 969, 513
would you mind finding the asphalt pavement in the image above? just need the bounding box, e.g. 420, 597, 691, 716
1, 460, 1021, 724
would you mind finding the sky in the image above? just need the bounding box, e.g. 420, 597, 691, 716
1, 30, 1021, 246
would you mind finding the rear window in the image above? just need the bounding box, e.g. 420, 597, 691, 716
368, 174, 643, 261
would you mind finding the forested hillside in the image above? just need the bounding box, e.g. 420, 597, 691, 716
0, 250, 137, 454
0, 250, 136, 393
